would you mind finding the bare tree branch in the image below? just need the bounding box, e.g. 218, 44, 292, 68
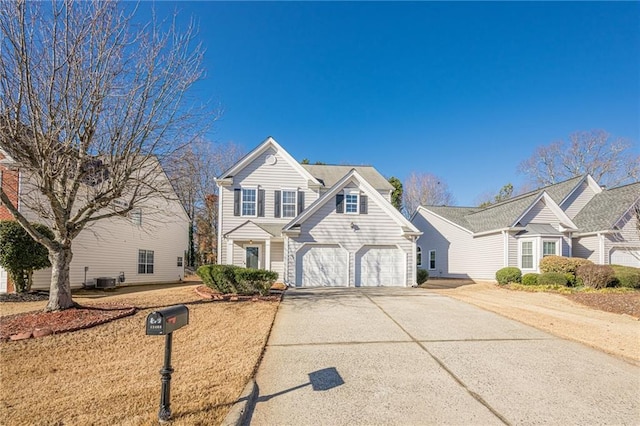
403, 172, 455, 215
0, 0, 212, 310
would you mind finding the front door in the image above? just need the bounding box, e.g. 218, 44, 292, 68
246, 246, 260, 269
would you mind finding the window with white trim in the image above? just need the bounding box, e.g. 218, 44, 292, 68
428, 250, 436, 270
177, 256, 183, 267
242, 188, 257, 216
138, 249, 154, 274
282, 190, 297, 218
130, 209, 142, 226
345, 192, 359, 214
543, 241, 557, 257
416, 247, 422, 267
521, 241, 534, 269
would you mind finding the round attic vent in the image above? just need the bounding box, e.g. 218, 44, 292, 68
265, 154, 277, 165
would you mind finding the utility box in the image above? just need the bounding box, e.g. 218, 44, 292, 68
146, 305, 189, 335
96, 277, 116, 289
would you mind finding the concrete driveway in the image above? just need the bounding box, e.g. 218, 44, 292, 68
246, 287, 639, 425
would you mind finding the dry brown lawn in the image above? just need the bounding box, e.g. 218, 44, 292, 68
0, 284, 279, 425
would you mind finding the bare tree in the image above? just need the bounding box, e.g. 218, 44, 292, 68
0, 1, 210, 311
165, 139, 243, 267
519, 130, 639, 188
403, 172, 454, 215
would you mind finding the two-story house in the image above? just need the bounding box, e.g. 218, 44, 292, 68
216, 137, 421, 287
411, 175, 640, 280
0, 147, 189, 293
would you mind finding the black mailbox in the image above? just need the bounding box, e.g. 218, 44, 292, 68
146, 305, 189, 335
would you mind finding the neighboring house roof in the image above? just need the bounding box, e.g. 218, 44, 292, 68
420, 176, 588, 234
302, 164, 394, 192
283, 168, 420, 236
573, 182, 640, 234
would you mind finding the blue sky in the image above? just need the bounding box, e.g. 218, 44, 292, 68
145, 1, 639, 206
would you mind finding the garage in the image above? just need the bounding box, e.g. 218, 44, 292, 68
610, 248, 640, 267
296, 245, 348, 287
356, 246, 405, 287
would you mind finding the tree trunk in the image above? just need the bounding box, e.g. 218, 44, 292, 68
46, 245, 76, 311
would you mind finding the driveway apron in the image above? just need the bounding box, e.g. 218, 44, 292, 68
246, 287, 639, 425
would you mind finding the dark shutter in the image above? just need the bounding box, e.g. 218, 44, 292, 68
234, 189, 241, 216
297, 191, 305, 215
258, 189, 265, 217
360, 195, 368, 214
274, 190, 281, 218
336, 194, 344, 213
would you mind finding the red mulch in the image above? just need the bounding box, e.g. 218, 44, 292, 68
0, 304, 136, 341
565, 292, 640, 319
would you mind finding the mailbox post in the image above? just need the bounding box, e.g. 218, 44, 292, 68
146, 304, 189, 423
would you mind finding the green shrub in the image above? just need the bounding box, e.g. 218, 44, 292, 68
522, 273, 539, 286
537, 272, 568, 286
611, 265, 640, 289
539, 256, 593, 275
416, 268, 429, 285
496, 267, 522, 285
234, 268, 278, 296
576, 264, 615, 289
196, 264, 278, 296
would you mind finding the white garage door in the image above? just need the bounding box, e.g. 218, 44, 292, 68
297, 245, 348, 287
610, 248, 640, 267
356, 246, 405, 287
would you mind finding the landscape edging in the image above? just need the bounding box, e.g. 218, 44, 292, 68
221, 378, 257, 426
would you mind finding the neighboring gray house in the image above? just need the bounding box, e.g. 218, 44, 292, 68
216, 137, 421, 287
411, 175, 639, 280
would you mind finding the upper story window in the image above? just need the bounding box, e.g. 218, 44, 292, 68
345, 192, 359, 214
282, 190, 297, 218
242, 188, 257, 216
130, 209, 142, 226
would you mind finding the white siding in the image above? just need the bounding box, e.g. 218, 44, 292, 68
412, 209, 503, 280
508, 233, 519, 267
30, 193, 188, 290
287, 190, 414, 286
572, 235, 600, 263
270, 242, 285, 281
520, 199, 560, 227
562, 181, 597, 219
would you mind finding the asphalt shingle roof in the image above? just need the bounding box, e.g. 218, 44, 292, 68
302, 164, 393, 191
573, 182, 640, 233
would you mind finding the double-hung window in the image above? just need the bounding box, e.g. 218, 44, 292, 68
282, 190, 297, 218
345, 192, 359, 214
428, 250, 436, 270
138, 249, 154, 274
521, 241, 534, 269
543, 241, 557, 257
242, 188, 257, 216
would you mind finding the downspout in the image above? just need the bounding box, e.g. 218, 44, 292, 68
502, 230, 509, 267
216, 184, 223, 264
598, 233, 605, 265
411, 235, 417, 286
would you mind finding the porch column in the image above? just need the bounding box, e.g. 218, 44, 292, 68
265, 239, 271, 271
226, 239, 234, 265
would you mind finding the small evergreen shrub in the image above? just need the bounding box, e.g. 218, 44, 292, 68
537, 272, 568, 286
576, 264, 615, 289
496, 267, 522, 285
522, 273, 539, 286
416, 268, 429, 285
611, 265, 640, 289
196, 265, 278, 295
539, 256, 593, 275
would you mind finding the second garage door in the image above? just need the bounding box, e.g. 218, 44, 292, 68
610, 248, 640, 267
296, 245, 348, 287
356, 246, 405, 287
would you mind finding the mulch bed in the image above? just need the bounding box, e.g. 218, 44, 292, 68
565, 292, 640, 319
194, 285, 283, 302
0, 304, 136, 341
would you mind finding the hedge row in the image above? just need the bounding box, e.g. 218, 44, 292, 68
196, 264, 278, 296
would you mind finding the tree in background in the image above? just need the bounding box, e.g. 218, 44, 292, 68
403, 172, 454, 216
387, 177, 403, 212
478, 183, 514, 208
519, 130, 639, 188
0, 1, 209, 310
0, 221, 54, 293
165, 139, 243, 267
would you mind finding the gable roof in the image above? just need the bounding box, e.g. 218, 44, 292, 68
217, 137, 321, 187
302, 164, 393, 191
573, 182, 640, 234
283, 169, 420, 236
419, 176, 589, 234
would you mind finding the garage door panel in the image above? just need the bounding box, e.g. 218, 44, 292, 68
357, 246, 405, 287
297, 245, 347, 287
610, 249, 640, 268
